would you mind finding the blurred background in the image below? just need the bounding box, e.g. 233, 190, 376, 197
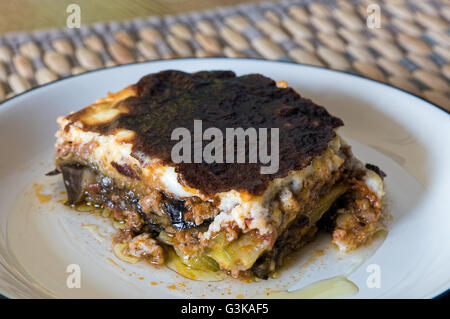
0, 0, 263, 33
0, 0, 448, 110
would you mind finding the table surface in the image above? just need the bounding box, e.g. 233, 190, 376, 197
0, 0, 263, 33
0, 0, 448, 111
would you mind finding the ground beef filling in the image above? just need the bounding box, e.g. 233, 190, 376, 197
251, 168, 344, 278
125, 233, 165, 265
59, 161, 383, 279
251, 178, 382, 278
330, 179, 382, 251
59, 164, 218, 264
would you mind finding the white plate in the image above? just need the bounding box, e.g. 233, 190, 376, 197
0, 58, 449, 299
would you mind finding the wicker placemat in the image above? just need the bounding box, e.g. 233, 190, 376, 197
0, 0, 449, 110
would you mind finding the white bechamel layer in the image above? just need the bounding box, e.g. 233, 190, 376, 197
57, 118, 384, 243
365, 170, 385, 199
201, 136, 347, 241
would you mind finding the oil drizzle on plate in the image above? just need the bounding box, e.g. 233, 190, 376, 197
256, 276, 359, 299
33, 183, 52, 203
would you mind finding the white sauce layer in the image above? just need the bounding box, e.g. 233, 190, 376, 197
57, 118, 384, 245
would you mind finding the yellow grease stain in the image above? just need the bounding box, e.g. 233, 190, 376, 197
33, 183, 52, 203
106, 257, 119, 268
314, 250, 324, 257
256, 276, 358, 299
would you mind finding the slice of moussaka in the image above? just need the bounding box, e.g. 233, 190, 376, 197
54, 70, 386, 280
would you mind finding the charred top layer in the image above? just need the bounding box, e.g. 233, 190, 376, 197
66, 70, 343, 196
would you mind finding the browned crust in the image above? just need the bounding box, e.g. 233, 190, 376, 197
64, 70, 343, 196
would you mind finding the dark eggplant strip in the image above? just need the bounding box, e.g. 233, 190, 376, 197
45, 168, 61, 176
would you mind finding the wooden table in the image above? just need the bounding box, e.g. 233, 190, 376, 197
0, 0, 264, 33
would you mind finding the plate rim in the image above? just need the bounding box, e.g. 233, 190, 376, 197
0, 57, 448, 299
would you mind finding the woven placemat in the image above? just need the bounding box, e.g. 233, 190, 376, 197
0, 0, 449, 110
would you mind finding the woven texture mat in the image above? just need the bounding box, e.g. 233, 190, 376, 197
0, 0, 449, 110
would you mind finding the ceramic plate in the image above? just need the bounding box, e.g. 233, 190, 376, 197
0, 58, 449, 299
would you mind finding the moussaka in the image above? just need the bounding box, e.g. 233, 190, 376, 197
53, 70, 386, 280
